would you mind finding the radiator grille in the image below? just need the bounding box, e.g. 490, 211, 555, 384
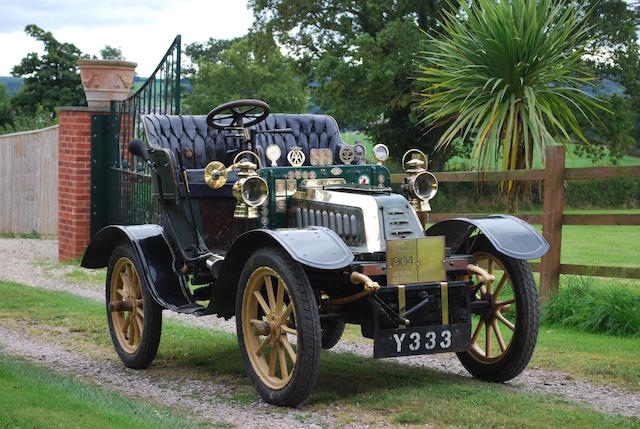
292, 204, 364, 246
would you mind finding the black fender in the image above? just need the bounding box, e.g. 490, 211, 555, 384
212, 226, 354, 317
81, 225, 190, 310
425, 215, 549, 260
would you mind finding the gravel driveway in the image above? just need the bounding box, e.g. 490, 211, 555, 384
0, 238, 638, 422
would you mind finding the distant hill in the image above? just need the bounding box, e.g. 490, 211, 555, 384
0, 76, 24, 96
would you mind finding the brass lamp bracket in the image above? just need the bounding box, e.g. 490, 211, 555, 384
467, 264, 495, 285
328, 272, 380, 308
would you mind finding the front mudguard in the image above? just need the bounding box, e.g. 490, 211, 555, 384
81, 224, 190, 310
212, 226, 354, 317
425, 215, 549, 260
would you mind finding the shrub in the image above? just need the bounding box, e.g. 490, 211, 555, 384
541, 277, 640, 337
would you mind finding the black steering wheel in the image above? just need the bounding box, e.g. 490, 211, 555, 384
206, 99, 270, 130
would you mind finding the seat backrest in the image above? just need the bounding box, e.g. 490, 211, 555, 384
141, 113, 353, 169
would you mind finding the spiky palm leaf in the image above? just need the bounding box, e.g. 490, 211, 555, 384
418, 0, 603, 181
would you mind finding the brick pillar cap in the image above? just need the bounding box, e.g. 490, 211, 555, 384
55, 106, 111, 113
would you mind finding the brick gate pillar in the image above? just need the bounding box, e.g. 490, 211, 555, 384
56, 106, 110, 261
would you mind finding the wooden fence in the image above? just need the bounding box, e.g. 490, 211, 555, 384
0, 125, 59, 236
391, 145, 640, 299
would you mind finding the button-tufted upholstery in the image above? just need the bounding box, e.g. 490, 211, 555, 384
141, 113, 355, 169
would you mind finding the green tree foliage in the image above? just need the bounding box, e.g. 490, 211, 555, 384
11, 25, 86, 115
250, 0, 453, 167
0, 83, 12, 129
184, 33, 307, 114
576, 0, 640, 159
100, 45, 125, 60
417, 0, 602, 209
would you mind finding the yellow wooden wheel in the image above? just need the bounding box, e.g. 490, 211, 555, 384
456, 235, 538, 382
109, 257, 145, 354
468, 252, 517, 363
241, 266, 298, 390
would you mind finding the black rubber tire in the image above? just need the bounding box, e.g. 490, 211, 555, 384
236, 246, 321, 407
321, 318, 345, 350
456, 235, 539, 382
106, 244, 162, 369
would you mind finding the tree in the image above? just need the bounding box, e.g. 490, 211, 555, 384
184, 33, 307, 114
0, 83, 12, 130
11, 25, 86, 115
100, 45, 125, 60
250, 0, 454, 168
417, 0, 603, 211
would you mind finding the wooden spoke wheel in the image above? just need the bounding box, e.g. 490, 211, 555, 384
236, 247, 320, 407
456, 235, 539, 382
106, 244, 162, 369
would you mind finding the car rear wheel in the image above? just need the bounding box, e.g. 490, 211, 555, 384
456, 235, 539, 382
321, 318, 345, 349
236, 246, 320, 407
106, 244, 162, 369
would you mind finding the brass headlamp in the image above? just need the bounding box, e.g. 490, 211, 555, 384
402, 149, 438, 213
203, 150, 269, 219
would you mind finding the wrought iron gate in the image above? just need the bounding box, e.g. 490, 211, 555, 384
91, 35, 182, 236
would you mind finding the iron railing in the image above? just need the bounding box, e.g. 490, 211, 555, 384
107, 35, 182, 225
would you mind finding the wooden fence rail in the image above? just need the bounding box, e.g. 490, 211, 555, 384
0, 125, 59, 236
391, 145, 640, 299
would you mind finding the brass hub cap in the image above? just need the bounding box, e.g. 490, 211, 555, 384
469, 253, 517, 363
242, 267, 298, 390
109, 257, 144, 354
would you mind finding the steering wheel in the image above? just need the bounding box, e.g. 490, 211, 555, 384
206, 99, 270, 130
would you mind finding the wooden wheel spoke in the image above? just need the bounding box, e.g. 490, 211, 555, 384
496, 312, 515, 331
276, 279, 284, 311
136, 306, 144, 317
470, 342, 486, 357
487, 259, 494, 275
265, 276, 276, 311
268, 342, 278, 376
119, 273, 129, 296
280, 335, 296, 364
496, 298, 515, 307
471, 318, 484, 343
493, 273, 507, 299
255, 335, 270, 356
254, 291, 271, 315
121, 313, 131, 334
128, 316, 136, 345
280, 303, 293, 324
278, 344, 288, 378
492, 319, 507, 352
116, 288, 126, 298
485, 320, 491, 358
282, 325, 297, 336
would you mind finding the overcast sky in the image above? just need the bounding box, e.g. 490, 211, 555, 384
0, 0, 253, 76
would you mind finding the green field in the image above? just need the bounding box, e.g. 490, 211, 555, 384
0, 281, 638, 428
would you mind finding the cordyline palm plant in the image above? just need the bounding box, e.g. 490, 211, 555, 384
417, 0, 603, 211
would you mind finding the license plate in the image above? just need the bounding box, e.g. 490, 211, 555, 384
373, 323, 470, 358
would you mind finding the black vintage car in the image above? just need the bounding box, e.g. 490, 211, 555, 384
82, 99, 549, 406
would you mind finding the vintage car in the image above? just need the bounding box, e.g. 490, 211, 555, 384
81, 99, 549, 407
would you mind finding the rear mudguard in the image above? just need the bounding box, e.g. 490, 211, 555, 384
81, 224, 190, 310
425, 215, 549, 260
212, 226, 354, 317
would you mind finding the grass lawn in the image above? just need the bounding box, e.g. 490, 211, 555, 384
0, 281, 638, 428
0, 354, 212, 429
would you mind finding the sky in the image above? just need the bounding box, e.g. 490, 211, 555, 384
0, 0, 254, 76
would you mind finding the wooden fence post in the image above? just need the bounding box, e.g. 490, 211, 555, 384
540, 145, 566, 300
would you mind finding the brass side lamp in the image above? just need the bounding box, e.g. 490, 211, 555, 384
401, 149, 438, 213
203, 150, 269, 219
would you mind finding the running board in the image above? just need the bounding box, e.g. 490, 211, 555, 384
173, 303, 207, 316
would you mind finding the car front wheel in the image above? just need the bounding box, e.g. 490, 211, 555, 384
456, 235, 539, 382
236, 246, 321, 407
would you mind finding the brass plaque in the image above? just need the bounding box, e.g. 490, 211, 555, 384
386, 239, 418, 285
386, 236, 446, 285
416, 236, 446, 283
275, 179, 286, 196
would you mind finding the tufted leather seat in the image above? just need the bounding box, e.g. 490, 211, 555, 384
141, 113, 355, 169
